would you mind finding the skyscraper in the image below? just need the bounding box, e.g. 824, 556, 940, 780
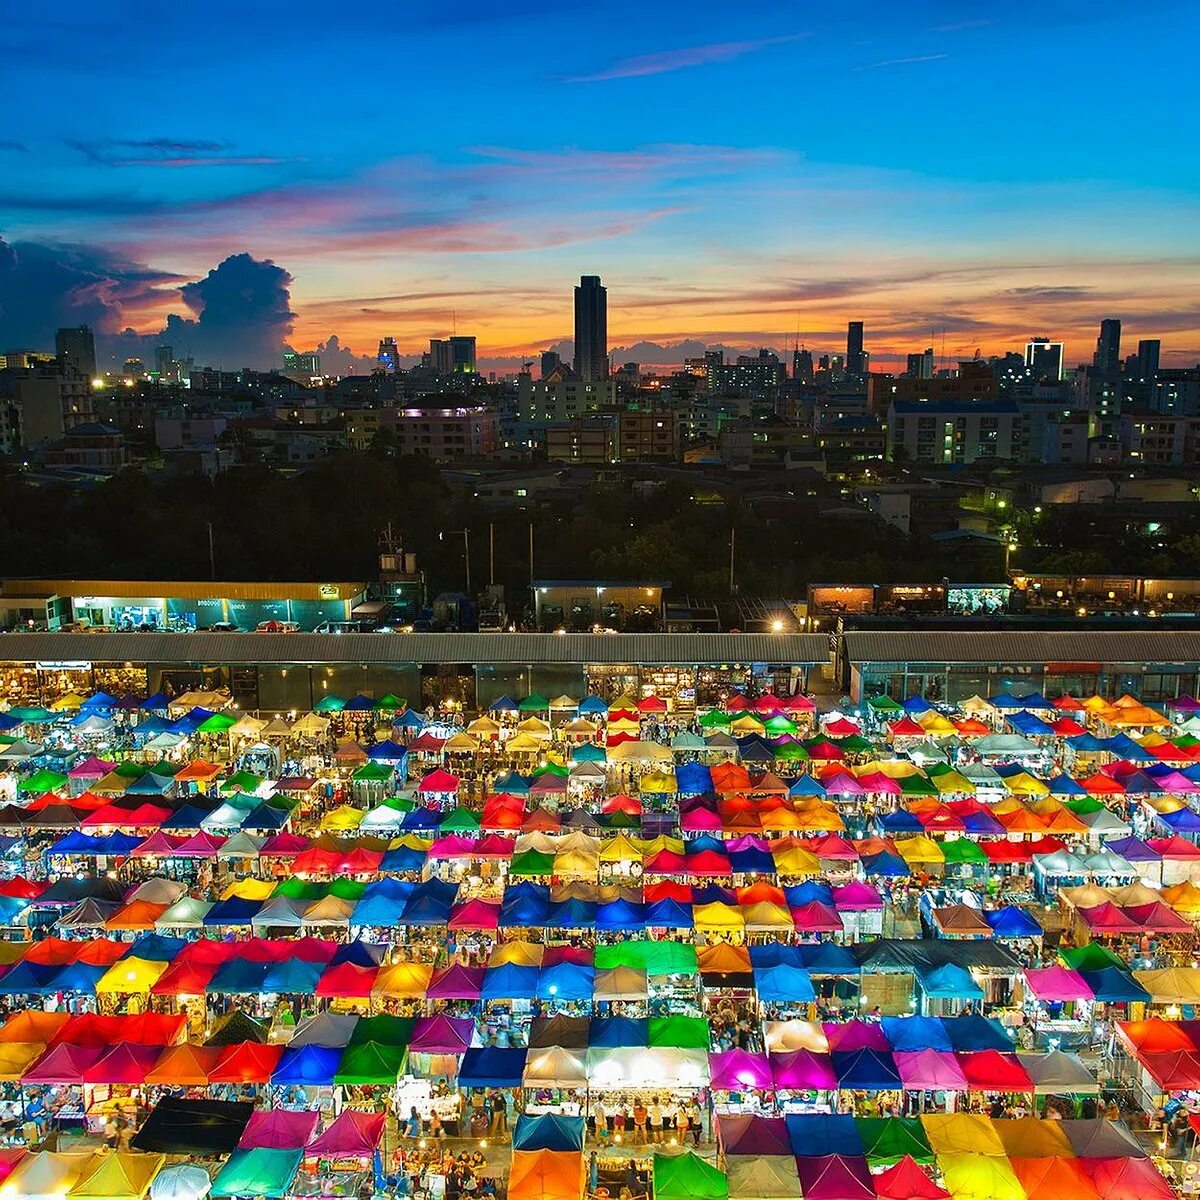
540, 350, 562, 379
377, 338, 398, 372
792, 349, 813, 384
573, 275, 607, 382
55, 325, 96, 378
906, 348, 935, 379
1094, 318, 1121, 376
1136, 339, 1161, 383
846, 321, 865, 377
1024, 337, 1064, 381
449, 335, 476, 374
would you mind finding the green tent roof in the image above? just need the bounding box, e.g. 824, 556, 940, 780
274, 878, 328, 900
329, 878, 368, 901
352, 761, 394, 782
8, 706, 50, 722
698, 709, 731, 728
773, 742, 809, 761
518, 693, 549, 712
313, 694, 346, 713
834, 734, 875, 753
440, 807, 482, 832
349, 1014, 414, 1048
213, 1148, 303, 1200
17, 768, 67, 793
571, 744, 606, 762
1059, 942, 1125, 971
855, 1116, 934, 1164
334, 1039, 407, 1085
198, 712, 238, 732
509, 849, 556, 876
116, 761, 149, 779
532, 762, 569, 778
899, 774, 939, 797
1063, 796, 1106, 815
764, 715, 798, 734
940, 839, 987, 865
374, 693, 406, 710
654, 1152, 728, 1200
595, 939, 697, 975
221, 770, 265, 793
648, 1015, 709, 1049
146, 758, 181, 776
868, 695, 904, 712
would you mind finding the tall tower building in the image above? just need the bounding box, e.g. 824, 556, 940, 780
377, 338, 398, 372
1024, 337, 1064, 381
1093, 318, 1122, 376
846, 321, 865, 377
449, 335, 476, 374
55, 325, 96, 378
792, 349, 813, 384
573, 275, 608, 382
1136, 339, 1161, 382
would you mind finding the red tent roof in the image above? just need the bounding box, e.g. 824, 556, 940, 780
873, 1157, 950, 1200
956, 1049, 1034, 1093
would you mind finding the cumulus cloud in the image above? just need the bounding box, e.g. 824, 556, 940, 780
156, 253, 295, 368
0, 237, 181, 348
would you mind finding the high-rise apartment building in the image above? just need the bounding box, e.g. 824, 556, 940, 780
55, 326, 97, 379
1094, 318, 1122, 376
573, 275, 608, 382
1024, 338, 1064, 381
846, 321, 865, 377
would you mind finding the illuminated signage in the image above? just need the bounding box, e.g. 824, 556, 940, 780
318, 585, 341, 600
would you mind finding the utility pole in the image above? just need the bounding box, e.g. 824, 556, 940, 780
489, 523, 495, 587
207, 522, 216, 581
463, 528, 471, 594
729, 527, 736, 594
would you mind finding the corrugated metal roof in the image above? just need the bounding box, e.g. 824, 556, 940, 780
843, 629, 1200, 666
0, 631, 829, 666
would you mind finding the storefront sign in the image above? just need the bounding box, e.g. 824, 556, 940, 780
36, 661, 91, 671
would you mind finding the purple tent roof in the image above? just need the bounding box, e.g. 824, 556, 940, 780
717, 1114, 791, 1156
770, 1048, 837, 1090
894, 1049, 969, 1091
794, 1155, 875, 1200
708, 1049, 773, 1091
239, 1110, 320, 1150
409, 1014, 474, 1054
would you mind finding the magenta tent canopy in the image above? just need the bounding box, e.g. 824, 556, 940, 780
791, 901, 844, 932
708, 1049, 773, 1091
1024, 966, 1093, 1002
821, 773, 865, 796
409, 1015, 474, 1055
681, 809, 723, 832
426, 964, 485, 1000
429, 835, 480, 859
716, 1114, 791, 1156
448, 900, 501, 930
23, 1043, 104, 1083
771, 1049, 837, 1090
832, 881, 884, 911
824, 1020, 889, 1052
794, 1154, 875, 1200
239, 1110, 320, 1150
894, 1049, 969, 1092
307, 1110, 387, 1157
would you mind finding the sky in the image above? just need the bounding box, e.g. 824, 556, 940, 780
1, 0, 1199, 372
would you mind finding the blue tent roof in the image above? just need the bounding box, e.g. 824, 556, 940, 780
493, 771, 530, 794
941, 1014, 1013, 1052
488, 694, 519, 713
401, 892, 456, 927
0, 961, 63, 995
675, 762, 713, 795
262, 958, 324, 994
203, 897, 263, 926
241, 804, 290, 831
480, 963, 538, 1000
750, 942, 805, 969
545, 898, 596, 928
332, 941, 386, 967
596, 900, 646, 931
984, 906, 1043, 938
367, 740, 407, 762
788, 775, 826, 797
379, 846, 427, 872
513, 1114, 585, 1152
393, 710, 425, 730
577, 696, 609, 715
863, 850, 910, 877
961, 811, 1006, 835
126, 933, 186, 962
902, 696, 934, 715
644, 899, 693, 928
1079, 966, 1152, 1003
80, 691, 118, 712
1067, 734, 1106, 752
1160, 807, 1200, 832
784, 881, 835, 907
401, 807, 441, 831
0, 713, 19, 732
753, 963, 815, 1003
353, 880, 415, 926
785, 1113, 864, 1156
919, 963, 983, 999
140, 692, 171, 710
499, 891, 550, 928
881, 1016, 953, 1052
1104, 835, 1158, 862
797, 943, 860, 974
590, 1016, 647, 1048
161, 804, 215, 830
458, 1047, 528, 1087
272, 1043, 342, 1085
536, 963, 595, 1001
46, 962, 106, 994
880, 809, 924, 833
1047, 774, 1087, 796
832, 1048, 902, 1091
343, 694, 376, 712
729, 845, 775, 873
1006, 711, 1054, 736
125, 772, 173, 795
208, 959, 271, 994
1099, 733, 1149, 758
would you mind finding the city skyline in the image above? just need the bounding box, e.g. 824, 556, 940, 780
1, 0, 1198, 370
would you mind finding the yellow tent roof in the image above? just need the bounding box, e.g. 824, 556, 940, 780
490, 941, 544, 967
938, 1153, 1025, 1200
505, 733, 544, 752
320, 804, 365, 831
771, 845, 821, 875
741, 901, 794, 930
918, 712, 960, 735
599, 834, 644, 862
1002, 771, 1050, 796
992, 1115, 1074, 1157
69, 1151, 165, 1200
921, 1113, 1004, 1157
1108, 704, 1169, 728
443, 733, 481, 753
7, 1152, 96, 1200
371, 962, 433, 999
466, 716, 501, 735
693, 901, 745, 930
643, 834, 685, 855
553, 850, 599, 879
958, 695, 994, 715
95, 956, 169, 995
516, 717, 551, 737
221, 877, 277, 901
932, 770, 975, 793
611, 694, 640, 711
50, 692, 86, 711
1134, 967, 1200, 1004
640, 771, 677, 793
0, 1040, 46, 1080
896, 835, 945, 864
856, 760, 921, 779
561, 718, 598, 734
730, 715, 766, 734
1163, 880, 1200, 913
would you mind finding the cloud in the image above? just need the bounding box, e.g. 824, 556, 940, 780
928, 18, 994, 32
0, 237, 183, 347
856, 53, 948, 70
564, 33, 808, 82
67, 137, 290, 168
0, 140, 27, 153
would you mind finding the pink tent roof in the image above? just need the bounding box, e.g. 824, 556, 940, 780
1125, 901, 1196, 934
824, 1020, 889, 1052
857, 771, 903, 795
790, 901, 844, 932
1024, 966, 1093, 1002
23, 1043, 104, 1083
68, 756, 116, 779
1076, 902, 1141, 934
82, 1041, 161, 1084
448, 900, 501, 930
418, 769, 460, 793
832, 881, 884, 911
708, 1049, 772, 1091
681, 808, 724, 832
894, 1049, 969, 1092
239, 1109, 320, 1150
409, 1015, 473, 1055
1147, 835, 1200, 859
307, 1110, 387, 1157
429, 834, 480, 859
770, 1049, 837, 1090
821, 771, 863, 796
173, 831, 226, 857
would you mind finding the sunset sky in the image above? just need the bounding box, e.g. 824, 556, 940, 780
2, 0, 1199, 369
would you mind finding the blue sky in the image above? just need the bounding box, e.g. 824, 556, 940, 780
1, 0, 1198, 368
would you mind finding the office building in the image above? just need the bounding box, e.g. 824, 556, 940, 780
154, 346, 176, 381
391, 404, 496, 460
55, 326, 97, 379
540, 350, 563, 379
1093, 318, 1122, 376
1136, 339, 1161, 384
846, 321, 865, 378
516, 373, 615, 422
887, 397, 1019, 464
573, 275, 608, 382
449, 335, 476, 374
792, 349, 813, 384
905, 349, 934, 379
1024, 337, 1064, 381
1152, 369, 1200, 416
377, 338, 399, 372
